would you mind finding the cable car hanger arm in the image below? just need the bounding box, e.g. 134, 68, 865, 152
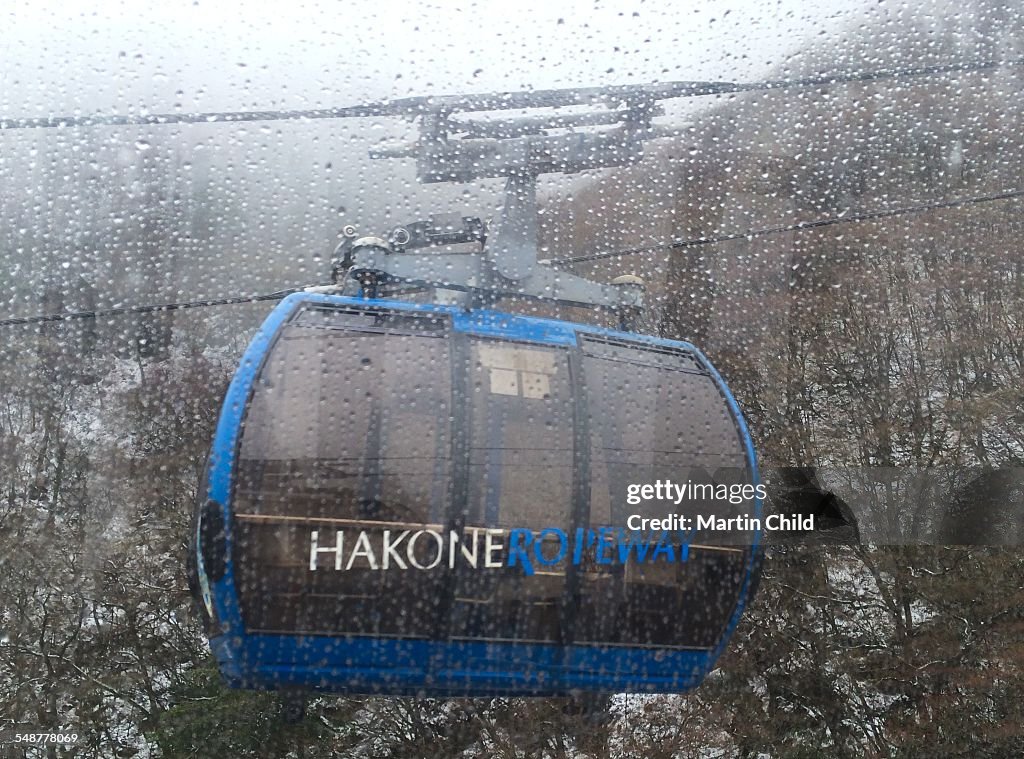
3, 57, 1021, 130
336, 232, 643, 313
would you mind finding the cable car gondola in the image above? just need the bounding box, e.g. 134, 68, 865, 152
190, 82, 763, 696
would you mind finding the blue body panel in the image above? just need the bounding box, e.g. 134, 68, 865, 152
201, 292, 763, 695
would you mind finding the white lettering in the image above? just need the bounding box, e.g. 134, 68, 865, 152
309, 530, 343, 570
407, 530, 444, 570
345, 531, 379, 570
382, 530, 409, 569
450, 529, 480, 568
485, 529, 504, 568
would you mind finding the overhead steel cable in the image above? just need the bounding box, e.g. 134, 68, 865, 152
545, 186, 1024, 266
4, 187, 1024, 327
0, 105, 400, 131
0, 286, 313, 328
3, 57, 1024, 130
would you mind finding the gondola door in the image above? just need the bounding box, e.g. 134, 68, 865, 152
445, 338, 577, 656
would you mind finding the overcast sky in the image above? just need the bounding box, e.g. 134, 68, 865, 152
1, 0, 896, 117
2, 0, 990, 300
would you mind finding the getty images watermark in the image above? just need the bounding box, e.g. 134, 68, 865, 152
308, 478, 814, 575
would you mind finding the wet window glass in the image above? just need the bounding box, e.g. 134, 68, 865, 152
6, 0, 1024, 754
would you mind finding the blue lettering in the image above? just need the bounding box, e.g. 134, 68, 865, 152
507, 528, 535, 575
676, 530, 691, 562
573, 528, 596, 565
617, 530, 653, 563
595, 527, 615, 564
534, 528, 568, 566
651, 530, 676, 563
